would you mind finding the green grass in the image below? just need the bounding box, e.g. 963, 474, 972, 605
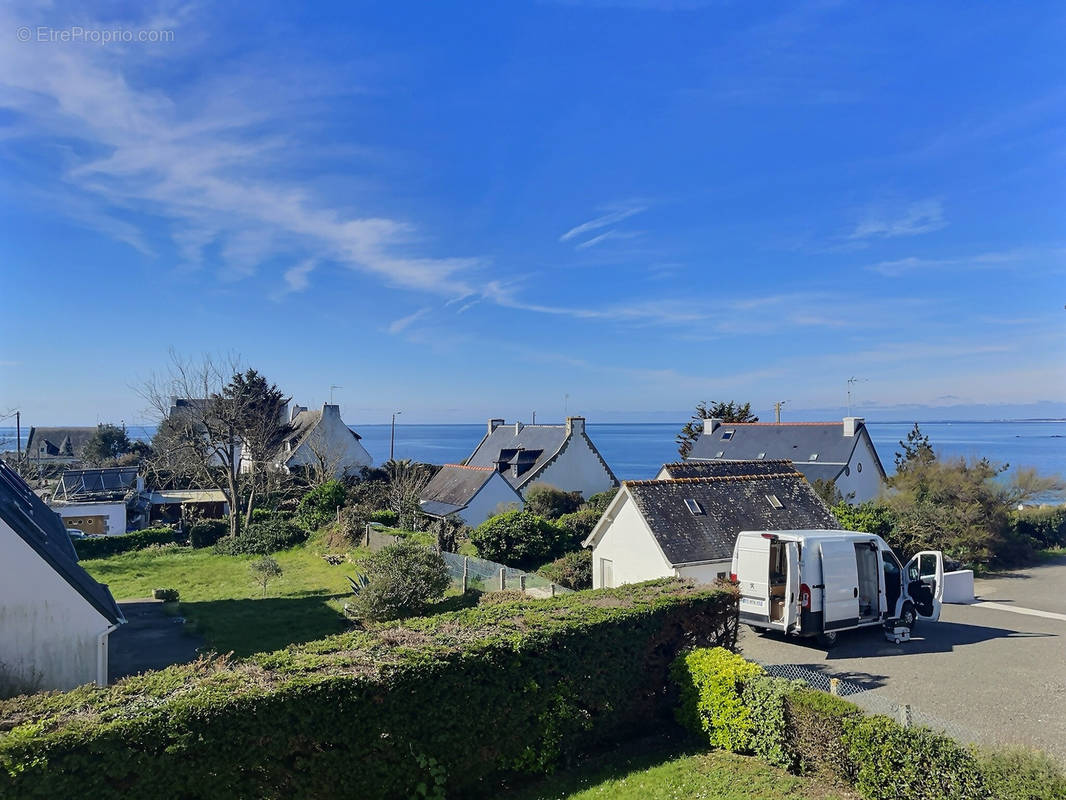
506, 733, 855, 800
81, 538, 367, 657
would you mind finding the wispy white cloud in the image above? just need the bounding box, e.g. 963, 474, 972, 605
866, 248, 1062, 277
388, 307, 431, 334
574, 229, 642, 249
278, 259, 317, 296
849, 198, 947, 240
559, 203, 646, 243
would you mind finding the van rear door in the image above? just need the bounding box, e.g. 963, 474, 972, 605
904, 551, 944, 621
736, 534, 772, 623
783, 541, 800, 632
820, 538, 860, 630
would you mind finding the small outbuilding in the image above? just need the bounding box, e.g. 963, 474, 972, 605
0, 461, 124, 691
418, 464, 524, 527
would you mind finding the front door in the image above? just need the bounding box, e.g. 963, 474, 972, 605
821, 539, 860, 630
904, 551, 944, 621
600, 558, 614, 589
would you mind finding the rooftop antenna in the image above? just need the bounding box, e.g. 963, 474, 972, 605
329, 385, 342, 404
564, 393, 569, 417
773, 401, 787, 424
531, 410, 536, 424
846, 377, 868, 416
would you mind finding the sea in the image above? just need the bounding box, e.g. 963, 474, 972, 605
3, 420, 1063, 485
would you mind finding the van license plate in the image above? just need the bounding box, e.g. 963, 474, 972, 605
740, 597, 766, 611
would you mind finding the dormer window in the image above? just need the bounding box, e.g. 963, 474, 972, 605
721, 430, 734, 440
809, 453, 818, 461
714, 451, 724, 458
765, 494, 784, 509
757, 452, 765, 459
684, 498, 704, 515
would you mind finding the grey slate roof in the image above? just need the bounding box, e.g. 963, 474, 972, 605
624, 472, 840, 565
466, 424, 570, 488
687, 422, 886, 480
55, 467, 139, 501
660, 459, 795, 479
418, 464, 500, 517
25, 427, 97, 458
0, 461, 124, 624
274, 407, 362, 462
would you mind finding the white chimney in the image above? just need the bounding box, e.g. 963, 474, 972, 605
566, 416, 585, 436
843, 417, 863, 437
488, 418, 504, 435
703, 417, 723, 435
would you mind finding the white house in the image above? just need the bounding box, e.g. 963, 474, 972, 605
271, 403, 373, 479
583, 467, 840, 589
686, 417, 887, 503
418, 464, 524, 527
0, 461, 124, 691
464, 417, 618, 500
49, 466, 144, 536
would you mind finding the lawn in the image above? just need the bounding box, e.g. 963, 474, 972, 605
506, 733, 856, 800
81, 538, 368, 657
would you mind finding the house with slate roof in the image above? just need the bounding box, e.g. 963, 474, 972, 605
464, 417, 618, 500
686, 417, 887, 503
24, 426, 97, 466
418, 464, 524, 527
582, 466, 840, 589
0, 460, 125, 691
268, 403, 373, 479
50, 466, 146, 536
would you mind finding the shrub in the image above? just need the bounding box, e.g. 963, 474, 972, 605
556, 509, 601, 547
538, 549, 592, 590
214, 519, 308, 555
784, 686, 862, 781
349, 540, 450, 621
296, 480, 348, 531
188, 519, 228, 549
325, 505, 370, 550
977, 746, 1066, 800
73, 527, 180, 558
152, 588, 179, 602
670, 646, 764, 752
523, 484, 583, 520
742, 674, 801, 770
249, 556, 283, 596
368, 509, 399, 526
470, 511, 566, 570
1009, 506, 1066, 550
0, 580, 737, 799
347, 478, 390, 511
583, 488, 618, 515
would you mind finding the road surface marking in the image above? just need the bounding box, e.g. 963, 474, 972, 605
972, 601, 1066, 622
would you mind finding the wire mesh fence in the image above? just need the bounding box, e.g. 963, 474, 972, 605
440, 550, 571, 598
758, 661, 985, 747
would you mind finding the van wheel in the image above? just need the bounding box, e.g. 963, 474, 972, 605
816, 631, 838, 649
747, 624, 769, 635
900, 603, 917, 629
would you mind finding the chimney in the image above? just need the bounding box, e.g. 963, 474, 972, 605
514, 421, 523, 435
566, 416, 585, 436
703, 417, 723, 435
291, 404, 307, 422
322, 403, 340, 419
843, 416, 864, 437
488, 418, 504, 435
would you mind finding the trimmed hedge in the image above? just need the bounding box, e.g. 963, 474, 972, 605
538, 549, 592, 590
188, 519, 228, 549
72, 527, 180, 558
0, 580, 738, 799
213, 519, 308, 555
673, 648, 1066, 800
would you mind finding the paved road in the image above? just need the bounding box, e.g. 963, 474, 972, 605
737, 555, 1066, 762
109, 600, 203, 682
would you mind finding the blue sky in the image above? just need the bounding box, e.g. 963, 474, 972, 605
1, 1, 1064, 425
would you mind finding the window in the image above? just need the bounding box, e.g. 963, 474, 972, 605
684, 498, 704, 515
809, 453, 818, 461
765, 494, 784, 509
757, 452, 765, 459
721, 430, 734, 440
714, 451, 724, 458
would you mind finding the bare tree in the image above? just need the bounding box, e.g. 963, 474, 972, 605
383, 459, 435, 529
301, 428, 350, 488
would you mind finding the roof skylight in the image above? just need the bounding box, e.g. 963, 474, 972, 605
684, 498, 704, 515
765, 494, 784, 509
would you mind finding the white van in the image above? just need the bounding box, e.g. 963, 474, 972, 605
731, 529, 944, 647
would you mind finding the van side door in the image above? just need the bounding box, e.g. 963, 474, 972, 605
820, 539, 860, 630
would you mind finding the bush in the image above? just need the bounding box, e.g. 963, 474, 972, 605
214, 519, 308, 555
0, 581, 739, 800
670, 646, 764, 752
977, 747, 1066, 800
742, 674, 801, 770
296, 480, 348, 531
470, 511, 566, 570
523, 484, 583, 520
188, 519, 228, 549
73, 527, 180, 558
784, 686, 862, 781
538, 549, 592, 590
583, 488, 618, 515
347, 479, 390, 511
349, 540, 450, 621
249, 555, 283, 596
152, 588, 179, 602
556, 509, 601, 547
1009, 506, 1066, 550
368, 509, 399, 526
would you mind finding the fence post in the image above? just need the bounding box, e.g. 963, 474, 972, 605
336, 505, 341, 524
829, 678, 840, 697
898, 704, 912, 728
550, 583, 557, 597
463, 557, 469, 593
364, 523, 371, 548
520, 575, 527, 592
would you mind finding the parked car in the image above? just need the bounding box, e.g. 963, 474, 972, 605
65, 528, 87, 540
731, 529, 944, 648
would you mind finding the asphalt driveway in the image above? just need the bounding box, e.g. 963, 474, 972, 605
737, 555, 1066, 761
109, 600, 203, 682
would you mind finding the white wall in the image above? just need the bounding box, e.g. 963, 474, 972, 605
835, 435, 885, 503
0, 521, 113, 691
532, 434, 615, 500
52, 502, 127, 535
460, 473, 523, 527
589, 493, 673, 588
676, 561, 732, 584
286, 405, 373, 478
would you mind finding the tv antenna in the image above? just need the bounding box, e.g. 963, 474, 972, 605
772, 400, 787, 423
846, 377, 868, 416
564, 393, 569, 417
329, 385, 343, 404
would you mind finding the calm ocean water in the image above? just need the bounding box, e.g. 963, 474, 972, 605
3, 421, 1063, 483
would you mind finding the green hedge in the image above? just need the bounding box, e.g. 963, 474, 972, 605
72, 527, 180, 558
188, 518, 228, 548
0, 580, 738, 799
213, 519, 308, 555
674, 648, 1066, 800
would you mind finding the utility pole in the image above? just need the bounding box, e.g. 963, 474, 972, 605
531, 410, 536, 424
15, 410, 21, 465
564, 394, 569, 417
390, 411, 402, 462
773, 401, 786, 423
